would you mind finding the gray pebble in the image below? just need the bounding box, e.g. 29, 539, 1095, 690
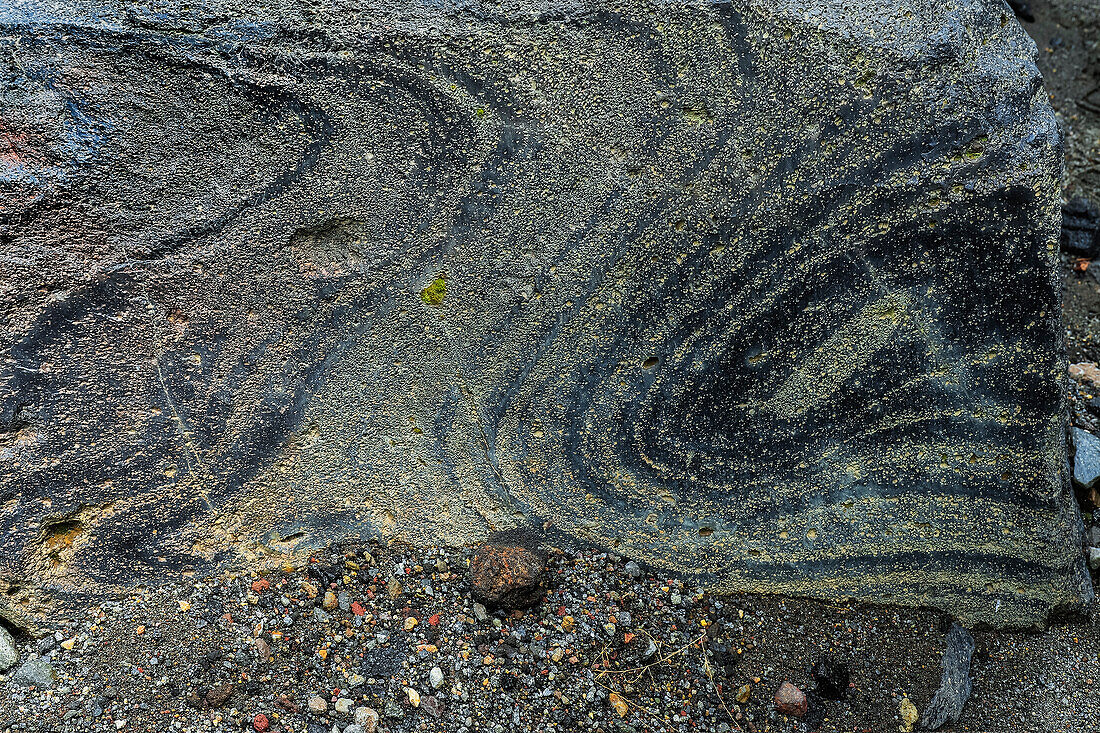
1073, 428, 1100, 491
1087, 525, 1100, 547
0, 627, 17, 673
11, 658, 54, 689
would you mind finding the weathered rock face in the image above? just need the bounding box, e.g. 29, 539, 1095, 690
0, 0, 1091, 628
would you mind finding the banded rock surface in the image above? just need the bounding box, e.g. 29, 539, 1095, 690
0, 0, 1091, 628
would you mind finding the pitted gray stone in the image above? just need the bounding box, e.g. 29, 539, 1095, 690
0, 0, 1090, 628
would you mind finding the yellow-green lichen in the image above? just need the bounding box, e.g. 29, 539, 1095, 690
421, 275, 447, 306
682, 105, 713, 125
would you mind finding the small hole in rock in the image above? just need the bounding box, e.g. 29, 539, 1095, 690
42, 519, 83, 563
642, 357, 659, 370
698, 527, 714, 537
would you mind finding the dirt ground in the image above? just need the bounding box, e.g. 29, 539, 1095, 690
1032, 0, 1100, 360
0, 539, 1097, 733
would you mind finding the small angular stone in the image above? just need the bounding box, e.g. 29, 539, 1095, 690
899, 696, 919, 732
11, 658, 54, 689
920, 624, 976, 731
1070, 362, 1100, 389
204, 684, 234, 708
1073, 428, 1100, 492
355, 707, 380, 733
608, 692, 628, 717
420, 696, 442, 718
773, 682, 807, 717
1086, 525, 1100, 547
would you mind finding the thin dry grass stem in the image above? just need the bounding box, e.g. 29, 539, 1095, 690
593, 629, 746, 733
599, 632, 707, 676
591, 675, 670, 732
698, 637, 744, 732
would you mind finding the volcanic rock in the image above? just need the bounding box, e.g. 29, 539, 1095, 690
0, 0, 1088, 628
469, 532, 548, 609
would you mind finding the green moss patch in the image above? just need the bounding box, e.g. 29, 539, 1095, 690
421, 275, 447, 306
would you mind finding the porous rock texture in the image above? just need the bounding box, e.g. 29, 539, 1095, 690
468, 531, 549, 609
0, 0, 1091, 629
920, 623, 976, 730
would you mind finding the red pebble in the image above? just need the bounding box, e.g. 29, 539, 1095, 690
251, 578, 270, 593
350, 601, 366, 616
428, 613, 441, 626
774, 681, 808, 717
253, 714, 270, 732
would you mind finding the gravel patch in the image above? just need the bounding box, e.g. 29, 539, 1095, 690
0, 539, 1096, 733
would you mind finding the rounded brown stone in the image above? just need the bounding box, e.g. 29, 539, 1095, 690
468, 532, 548, 609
